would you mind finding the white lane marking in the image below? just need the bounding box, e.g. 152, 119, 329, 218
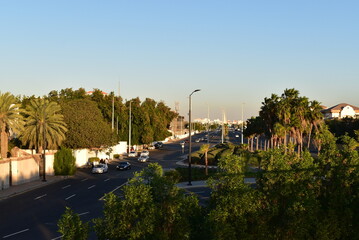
34, 194, 47, 200
104, 178, 110, 182
99, 182, 128, 201
62, 185, 71, 189
51, 235, 63, 240
65, 194, 76, 200
88, 185, 96, 189
192, 191, 205, 194
78, 211, 90, 216
3, 228, 29, 238
81, 178, 88, 182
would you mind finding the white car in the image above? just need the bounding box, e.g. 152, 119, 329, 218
92, 164, 108, 174
128, 151, 137, 157
140, 150, 149, 156
138, 155, 149, 162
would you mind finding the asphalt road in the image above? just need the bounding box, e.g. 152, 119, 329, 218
0, 135, 208, 240
0, 131, 229, 239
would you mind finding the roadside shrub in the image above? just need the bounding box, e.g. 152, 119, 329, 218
88, 157, 100, 163
190, 151, 203, 164
54, 147, 76, 175
113, 154, 120, 159
164, 169, 182, 183
216, 148, 234, 161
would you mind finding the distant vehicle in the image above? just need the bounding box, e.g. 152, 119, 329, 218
195, 138, 200, 142
148, 145, 155, 150
138, 155, 150, 162
116, 161, 131, 170
140, 150, 149, 156
235, 134, 239, 138
154, 142, 163, 149
92, 163, 108, 174
128, 151, 137, 157
180, 140, 185, 145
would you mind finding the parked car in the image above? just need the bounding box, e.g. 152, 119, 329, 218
195, 138, 200, 142
148, 145, 155, 150
138, 155, 149, 162
128, 151, 137, 157
92, 163, 108, 174
140, 150, 149, 156
116, 161, 131, 170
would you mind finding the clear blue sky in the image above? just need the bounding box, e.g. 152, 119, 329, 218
1, 1, 358, 121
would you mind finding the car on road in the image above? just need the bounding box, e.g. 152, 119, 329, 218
116, 161, 131, 170
180, 140, 185, 145
138, 155, 150, 162
128, 151, 137, 157
140, 150, 149, 156
154, 142, 163, 149
195, 138, 200, 142
92, 163, 108, 174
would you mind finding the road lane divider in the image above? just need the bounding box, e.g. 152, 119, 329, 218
61, 185, 71, 189
51, 235, 63, 240
88, 185, 96, 189
104, 178, 110, 182
65, 194, 76, 200
2, 228, 29, 238
81, 178, 88, 182
99, 182, 128, 201
34, 194, 47, 200
78, 211, 90, 216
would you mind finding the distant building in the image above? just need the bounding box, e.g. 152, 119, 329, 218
86, 91, 109, 95
321, 103, 359, 119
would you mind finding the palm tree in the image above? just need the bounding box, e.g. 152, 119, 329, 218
0, 92, 24, 158
200, 144, 210, 175
21, 98, 67, 180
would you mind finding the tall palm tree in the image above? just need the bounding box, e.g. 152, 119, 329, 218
21, 98, 67, 180
200, 144, 210, 175
0, 92, 24, 158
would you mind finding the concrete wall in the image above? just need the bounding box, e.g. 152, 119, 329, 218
0, 159, 10, 190
11, 157, 39, 185
73, 141, 128, 167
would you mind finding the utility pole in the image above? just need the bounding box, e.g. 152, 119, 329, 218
112, 95, 115, 130
241, 103, 244, 144
188, 89, 201, 186
128, 101, 132, 153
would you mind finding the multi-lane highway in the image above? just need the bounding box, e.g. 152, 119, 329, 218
0, 130, 238, 239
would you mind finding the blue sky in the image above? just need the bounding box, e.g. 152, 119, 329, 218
1, 1, 358, 121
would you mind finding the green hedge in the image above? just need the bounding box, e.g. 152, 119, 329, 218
88, 157, 100, 163
54, 148, 76, 176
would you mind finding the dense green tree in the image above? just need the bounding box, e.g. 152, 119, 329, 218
57, 207, 89, 240
61, 99, 114, 149
0, 92, 24, 158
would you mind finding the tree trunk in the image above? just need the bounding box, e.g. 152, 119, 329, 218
307, 124, 313, 149
205, 151, 208, 176
256, 136, 259, 151
1, 125, 8, 158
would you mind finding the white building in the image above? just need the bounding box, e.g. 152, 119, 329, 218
321, 103, 359, 119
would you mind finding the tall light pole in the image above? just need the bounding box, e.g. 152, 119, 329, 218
188, 89, 201, 186
128, 101, 132, 153
241, 102, 245, 144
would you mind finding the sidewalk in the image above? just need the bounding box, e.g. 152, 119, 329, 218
0, 175, 66, 201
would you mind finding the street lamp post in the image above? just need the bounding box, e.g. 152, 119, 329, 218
188, 89, 201, 186
128, 101, 132, 153
241, 102, 245, 144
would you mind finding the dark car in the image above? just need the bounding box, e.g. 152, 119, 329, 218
116, 161, 131, 170
154, 141, 163, 149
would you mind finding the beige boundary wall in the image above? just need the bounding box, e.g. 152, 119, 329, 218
0, 153, 55, 190
0, 142, 127, 190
